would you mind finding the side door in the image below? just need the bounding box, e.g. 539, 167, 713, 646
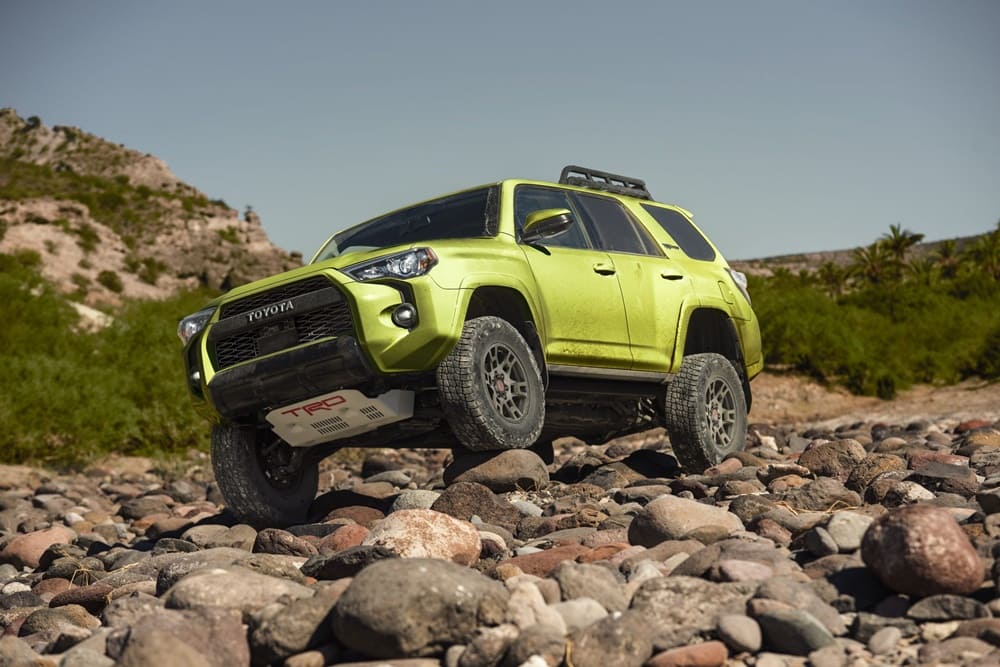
513, 185, 632, 369
571, 192, 688, 373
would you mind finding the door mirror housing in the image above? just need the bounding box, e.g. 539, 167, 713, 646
522, 208, 574, 243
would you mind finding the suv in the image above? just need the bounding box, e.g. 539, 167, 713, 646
178, 166, 762, 526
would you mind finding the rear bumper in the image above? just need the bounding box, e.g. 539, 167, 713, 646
206, 336, 377, 420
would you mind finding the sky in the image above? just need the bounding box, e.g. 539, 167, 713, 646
1, 1, 998, 260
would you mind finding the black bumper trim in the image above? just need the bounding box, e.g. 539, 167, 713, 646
206, 337, 376, 420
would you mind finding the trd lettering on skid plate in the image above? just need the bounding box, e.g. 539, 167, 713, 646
281, 395, 347, 417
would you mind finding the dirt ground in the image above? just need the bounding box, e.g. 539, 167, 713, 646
749, 371, 1000, 429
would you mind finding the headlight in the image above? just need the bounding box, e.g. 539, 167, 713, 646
344, 248, 437, 281
177, 307, 216, 344
726, 268, 751, 304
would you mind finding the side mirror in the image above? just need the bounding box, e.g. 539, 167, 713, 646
522, 208, 574, 243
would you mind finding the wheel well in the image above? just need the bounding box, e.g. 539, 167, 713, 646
465, 287, 547, 386
683, 308, 752, 409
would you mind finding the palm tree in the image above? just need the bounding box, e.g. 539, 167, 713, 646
906, 257, 939, 287
880, 223, 925, 266
816, 261, 848, 297
966, 229, 1000, 280
850, 242, 894, 285
934, 239, 961, 280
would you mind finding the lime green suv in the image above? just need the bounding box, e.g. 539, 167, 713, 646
178, 166, 762, 525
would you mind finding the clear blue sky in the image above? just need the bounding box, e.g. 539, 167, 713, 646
2, 1, 998, 259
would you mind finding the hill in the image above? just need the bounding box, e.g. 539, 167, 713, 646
0, 108, 300, 310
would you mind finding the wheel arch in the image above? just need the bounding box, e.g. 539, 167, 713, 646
678, 308, 753, 410
463, 285, 547, 388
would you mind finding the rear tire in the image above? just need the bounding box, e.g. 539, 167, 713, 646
211, 424, 318, 527
437, 316, 545, 451
664, 353, 747, 473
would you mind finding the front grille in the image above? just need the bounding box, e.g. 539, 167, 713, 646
219, 276, 334, 319
212, 278, 355, 369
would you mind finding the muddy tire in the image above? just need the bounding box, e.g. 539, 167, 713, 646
664, 353, 748, 473
211, 424, 318, 527
437, 316, 545, 451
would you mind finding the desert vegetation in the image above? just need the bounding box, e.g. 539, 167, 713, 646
753, 222, 1000, 398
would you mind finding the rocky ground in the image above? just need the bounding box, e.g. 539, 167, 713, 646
1, 376, 1000, 666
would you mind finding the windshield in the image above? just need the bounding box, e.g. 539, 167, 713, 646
314, 186, 498, 262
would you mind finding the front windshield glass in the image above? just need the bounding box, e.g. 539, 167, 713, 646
314, 186, 498, 262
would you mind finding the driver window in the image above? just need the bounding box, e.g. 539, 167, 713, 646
514, 186, 591, 250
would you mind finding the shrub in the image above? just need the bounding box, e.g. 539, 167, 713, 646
138, 258, 168, 285
217, 226, 240, 244
97, 270, 124, 293
74, 223, 100, 254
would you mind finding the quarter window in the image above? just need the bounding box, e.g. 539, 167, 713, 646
572, 193, 660, 256
641, 204, 716, 261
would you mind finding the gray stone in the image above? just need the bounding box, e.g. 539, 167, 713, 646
444, 449, 549, 492
551, 598, 608, 633
553, 562, 626, 612
907, 594, 990, 621
153, 547, 251, 594
630, 576, 756, 632
776, 477, 861, 512
0, 636, 43, 666
250, 592, 338, 665
252, 528, 318, 557
101, 592, 164, 628
501, 624, 565, 667
300, 545, 396, 580
804, 526, 840, 557
108, 607, 249, 667
755, 576, 846, 635
568, 609, 654, 667
390, 490, 442, 512
824, 511, 873, 552
716, 613, 762, 653
203, 524, 257, 551
627, 495, 743, 547
163, 565, 313, 619
851, 612, 919, 644
332, 558, 509, 658
456, 624, 518, 667
756, 608, 835, 656
867, 626, 902, 655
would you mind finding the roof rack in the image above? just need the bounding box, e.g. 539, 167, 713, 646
558, 165, 653, 200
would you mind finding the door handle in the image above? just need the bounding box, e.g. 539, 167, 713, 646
661, 272, 684, 280
592, 263, 616, 275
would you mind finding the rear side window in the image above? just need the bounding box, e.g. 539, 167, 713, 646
641, 204, 717, 261
573, 193, 660, 256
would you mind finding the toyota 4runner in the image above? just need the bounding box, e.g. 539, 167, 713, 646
178, 166, 762, 526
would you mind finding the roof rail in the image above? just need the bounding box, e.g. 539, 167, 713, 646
558, 165, 653, 200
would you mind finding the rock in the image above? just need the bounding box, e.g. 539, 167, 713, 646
755, 608, 835, 656
332, 558, 509, 658
754, 576, 846, 635
111, 607, 249, 667
798, 440, 867, 481
630, 576, 756, 632
301, 545, 396, 580
203, 524, 257, 551
628, 496, 744, 547
847, 454, 906, 492
154, 547, 251, 593
0, 526, 77, 569
906, 594, 990, 621
49, 582, 115, 615
551, 598, 608, 633
553, 561, 627, 612
250, 592, 339, 665
430, 482, 522, 532
804, 526, 839, 557
162, 566, 313, 618
505, 579, 566, 635
362, 509, 481, 565
716, 614, 762, 654
568, 610, 654, 667
444, 449, 549, 492
0, 636, 44, 665
323, 505, 384, 527
775, 477, 861, 512
317, 524, 370, 552
861, 504, 984, 596
868, 626, 902, 655
851, 612, 919, 643
253, 528, 318, 557
390, 490, 441, 512
918, 636, 994, 664
497, 544, 589, 577
824, 511, 873, 552
646, 641, 728, 667
501, 624, 565, 667
457, 624, 519, 667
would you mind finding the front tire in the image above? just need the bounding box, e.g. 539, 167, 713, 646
437, 316, 545, 452
211, 424, 319, 527
664, 353, 748, 473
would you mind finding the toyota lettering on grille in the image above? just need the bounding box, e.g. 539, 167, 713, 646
246, 299, 294, 324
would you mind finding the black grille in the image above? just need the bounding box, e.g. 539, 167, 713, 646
212, 277, 355, 369
219, 276, 334, 319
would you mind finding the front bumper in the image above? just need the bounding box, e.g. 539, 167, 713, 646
206, 336, 376, 421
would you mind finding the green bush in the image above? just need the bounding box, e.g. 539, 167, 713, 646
97, 270, 124, 293
0, 252, 218, 467
217, 226, 240, 244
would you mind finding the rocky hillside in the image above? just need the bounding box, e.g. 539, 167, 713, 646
0, 109, 300, 307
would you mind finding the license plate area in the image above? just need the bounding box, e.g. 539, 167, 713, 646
257, 323, 298, 356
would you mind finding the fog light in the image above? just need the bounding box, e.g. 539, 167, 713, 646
190, 371, 201, 384
391, 303, 418, 328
